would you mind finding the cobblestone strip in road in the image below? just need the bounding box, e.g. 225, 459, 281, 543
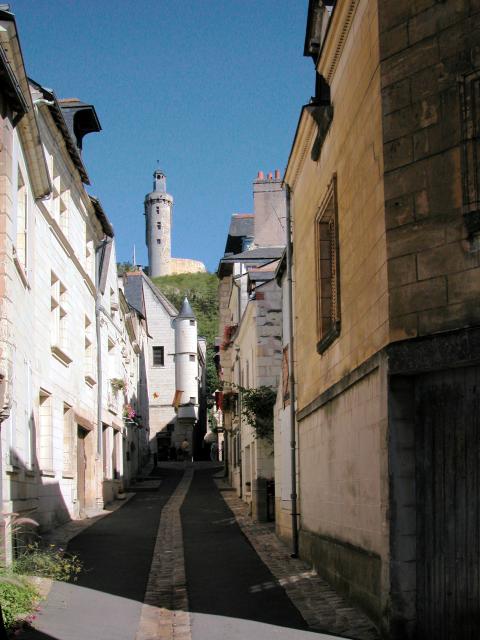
217, 481, 379, 640
135, 467, 194, 640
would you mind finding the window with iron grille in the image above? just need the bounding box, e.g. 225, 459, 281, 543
152, 346, 164, 366
315, 175, 340, 353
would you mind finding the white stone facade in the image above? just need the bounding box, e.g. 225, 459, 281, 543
0, 11, 150, 559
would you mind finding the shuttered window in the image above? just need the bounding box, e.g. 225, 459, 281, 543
315, 175, 340, 353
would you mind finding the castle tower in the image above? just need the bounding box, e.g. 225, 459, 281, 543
144, 169, 173, 277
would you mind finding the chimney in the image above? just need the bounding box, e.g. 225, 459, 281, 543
257, 170, 264, 180
275, 169, 281, 180
267, 171, 273, 180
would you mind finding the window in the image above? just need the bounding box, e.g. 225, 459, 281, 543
152, 346, 164, 366
38, 391, 53, 471
16, 169, 27, 270
315, 175, 340, 353
84, 316, 95, 385
157, 238, 161, 244
189, 354, 195, 362
85, 225, 94, 279
156, 222, 161, 230
156, 206, 159, 214
51, 162, 69, 235
189, 319, 195, 326
51, 272, 68, 351
189, 396, 196, 404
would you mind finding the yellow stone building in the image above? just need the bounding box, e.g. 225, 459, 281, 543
285, 1, 480, 637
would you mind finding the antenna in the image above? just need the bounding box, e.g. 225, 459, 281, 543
133, 244, 136, 267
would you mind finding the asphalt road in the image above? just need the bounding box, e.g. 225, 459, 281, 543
21, 467, 182, 640
182, 467, 315, 639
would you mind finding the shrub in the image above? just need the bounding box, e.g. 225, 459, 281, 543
240, 385, 276, 443
12, 543, 82, 582
0, 577, 38, 630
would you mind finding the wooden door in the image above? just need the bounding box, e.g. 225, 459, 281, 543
77, 426, 87, 516
416, 367, 480, 639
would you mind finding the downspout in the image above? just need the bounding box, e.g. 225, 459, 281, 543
95, 237, 112, 458
285, 183, 299, 558
95, 244, 105, 458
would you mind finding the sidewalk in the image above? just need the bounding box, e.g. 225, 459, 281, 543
215, 475, 380, 640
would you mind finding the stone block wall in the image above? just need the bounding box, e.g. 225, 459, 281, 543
379, 0, 480, 340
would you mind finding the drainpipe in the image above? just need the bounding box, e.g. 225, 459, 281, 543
285, 183, 299, 558
95, 237, 113, 458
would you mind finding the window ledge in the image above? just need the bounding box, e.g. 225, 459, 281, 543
13, 253, 30, 289
62, 472, 74, 479
5, 464, 20, 475
317, 322, 341, 354
85, 375, 97, 387
25, 469, 36, 478
51, 344, 73, 366
40, 469, 56, 478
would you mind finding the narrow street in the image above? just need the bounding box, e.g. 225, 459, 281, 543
19, 464, 378, 640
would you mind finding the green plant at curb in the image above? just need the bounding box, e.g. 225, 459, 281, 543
0, 575, 38, 631
12, 543, 83, 583
239, 385, 276, 443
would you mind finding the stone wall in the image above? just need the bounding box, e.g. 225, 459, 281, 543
298, 362, 388, 622
379, 0, 480, 341
169, 257, 206, 275
291, 0, 389, 411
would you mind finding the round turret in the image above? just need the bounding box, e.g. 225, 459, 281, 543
174, 297, 198, 406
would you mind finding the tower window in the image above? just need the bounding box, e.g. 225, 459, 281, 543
189, 354, 195, 362
189, 319, 195, 326
152, 346, 164, 367
156, 206, 159, 214
157, 222, 161, 229
157, 239, 161, 244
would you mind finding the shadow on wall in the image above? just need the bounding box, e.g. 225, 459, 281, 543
2, 413, 71, 560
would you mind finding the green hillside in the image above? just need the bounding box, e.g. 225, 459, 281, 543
151, 271, 219, 394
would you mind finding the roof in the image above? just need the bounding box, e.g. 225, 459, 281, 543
220, 245, 285, 263
58, 98, 101, 151
224, 213, 254, 256
90, 196, 114, 238
29, 78, 92, 184
123, 271, 178, 319
177, 297, 196, 320
0, 9, 51, 199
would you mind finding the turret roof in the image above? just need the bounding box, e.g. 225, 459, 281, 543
177, 297, 196, 319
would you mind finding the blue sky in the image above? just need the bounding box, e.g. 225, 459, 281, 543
11, 1, 313, 272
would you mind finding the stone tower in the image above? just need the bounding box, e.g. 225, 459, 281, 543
144, 169, 172, 277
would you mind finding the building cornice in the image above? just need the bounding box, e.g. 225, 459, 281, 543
317, 0, 360, 84
284, 104, 317, 191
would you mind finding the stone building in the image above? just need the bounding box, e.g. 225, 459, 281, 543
144, 169, 206, 277
0, 5, 149, 558
285, 1, 480, 637
123, 272, 205, 457
217, 172, 286, 518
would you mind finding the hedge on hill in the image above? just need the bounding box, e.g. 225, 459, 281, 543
152, 272, 219, 395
